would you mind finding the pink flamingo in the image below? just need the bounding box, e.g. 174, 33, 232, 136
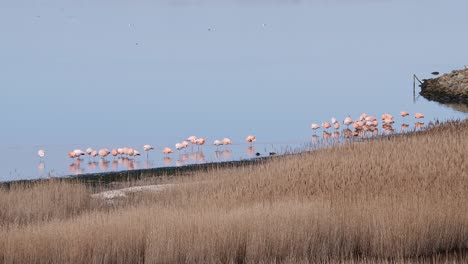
175, 143, 184, 154
333, 123, 340, 131
311, 124, 320, 133
181, 141, 190, 149
322, 122, 331, 130
91, 150, 98, 160
38, 149, 45, 162
381, 113, 393, 120
187, 136, 197, 151
222, 138, 233, 145
163, 147, 173, 155
246, 135, 256, 146
415, 113, 424, 119
143, 144, 154, 158
111, 149, 118, 158
359, 113, 368, 121
99, 148, 110, 159
214, 140, 222, 150
343, 117, 353, 128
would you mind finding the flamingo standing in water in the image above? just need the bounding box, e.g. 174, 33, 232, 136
86, 147, 93, 156
111, 149, 118, 159
163, 147, 173, 155
91, 150, 98, 160
343, 117, 353, 128
331, 117, 338, 125
186, 136, 197, 151
68, 151, 78, 160
214, 140, 222, 150
143, 144, 154, 159
311, 124, 320, 133
195, 138, 206, 151
175, 143, 184, 154
38, 149, 45, 162
181, 141, 190, 152
246, 135, 256, 146
99, 148, 110, 159
333, 123, 340, 131
415, 113, 424, 119
400, 111, 409, 118
126, 148, 136, 157
381, 113, 393, 120
73, 149, 86, 159
359, 113, 368, 121
322, 122, 331, 130
222, 138, 233, 150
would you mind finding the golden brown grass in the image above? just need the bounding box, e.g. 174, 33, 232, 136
0, 120, 467, 263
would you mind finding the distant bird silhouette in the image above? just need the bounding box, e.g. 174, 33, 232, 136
431, 71, 439, 76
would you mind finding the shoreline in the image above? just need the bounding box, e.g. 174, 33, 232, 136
0, 156, 277, 188
420, 67, 468, 105
0, 123, 444, 188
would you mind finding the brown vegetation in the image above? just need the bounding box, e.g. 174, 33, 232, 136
0, 120, 467, 263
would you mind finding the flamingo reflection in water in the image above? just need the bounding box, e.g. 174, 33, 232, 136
415, 122, 425, 129
176, 154, 189, 166
215, 149, 232, 161
246, 146, 256, 156
189, 151, 206, 164
38, 162, 45, 174
311, 135, 319, 143
342, 128, 353, 138
111, 160, 119, 170
332, 132, 340, 139
69, 159, 84, 175
87, 161, 98, 172
127, 160, 135, 170
99, 159, 110, 171
163, 157, 173, 166
401, 124, 410, 131
143, 160, 154, 169
221, 150, 232, 160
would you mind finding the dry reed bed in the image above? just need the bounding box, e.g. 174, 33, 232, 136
0, 120, 467, 263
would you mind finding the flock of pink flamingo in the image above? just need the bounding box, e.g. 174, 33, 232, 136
36, 111, 426, 174
36, 135, 257, 162
310, 111, 425, 139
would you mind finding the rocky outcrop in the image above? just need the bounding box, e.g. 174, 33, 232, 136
420, 68, 468, 105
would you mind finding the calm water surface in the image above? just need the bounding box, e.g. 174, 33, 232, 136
1, 0, 467, 181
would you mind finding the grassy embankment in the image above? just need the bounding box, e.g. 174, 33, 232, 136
0, 120, 467, 263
